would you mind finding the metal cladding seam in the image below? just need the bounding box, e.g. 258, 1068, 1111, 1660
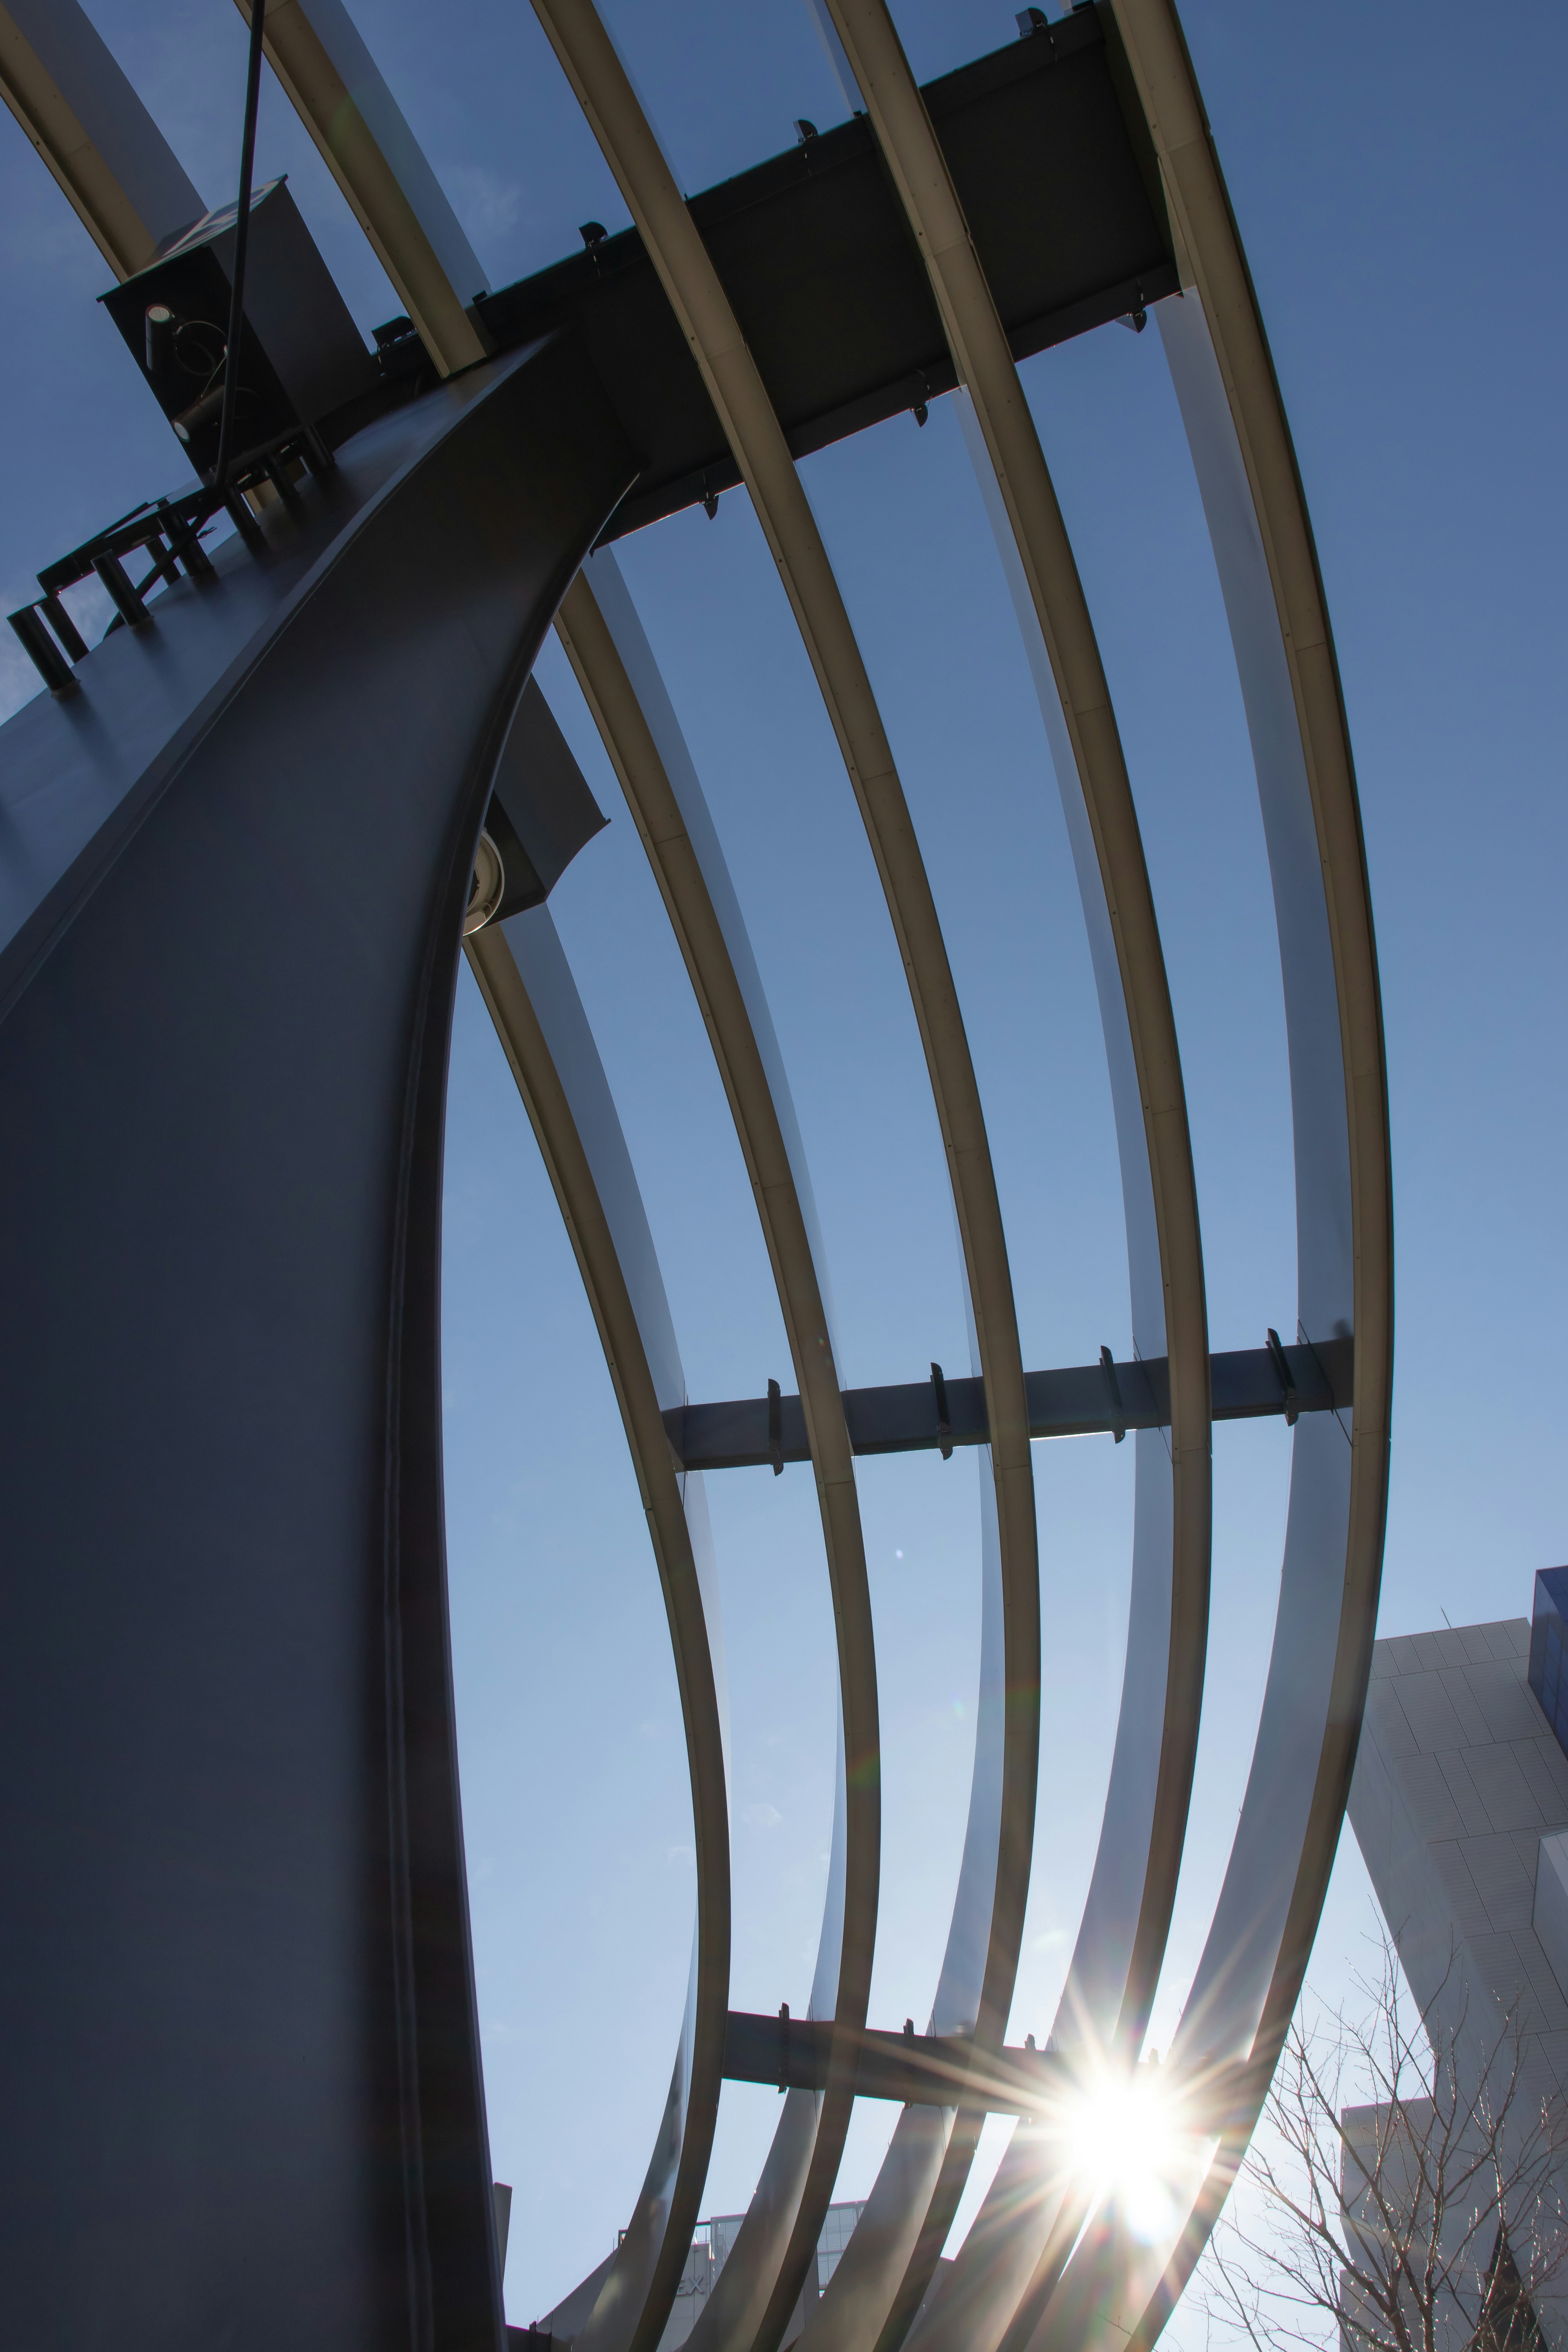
465, 918, 732, 2352
813, 7, 1209, 2346
524, 7, 1041, 2348
552, 555, 875, 2352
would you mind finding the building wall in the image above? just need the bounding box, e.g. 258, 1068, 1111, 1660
1350, 1619, 1568, 2047
1348, 1617, 1568, 2345
653, 2201, 869, 2352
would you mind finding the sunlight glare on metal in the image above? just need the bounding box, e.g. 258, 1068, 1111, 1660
1065, 2062, 1185, 2245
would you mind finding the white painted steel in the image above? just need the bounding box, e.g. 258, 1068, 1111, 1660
808, 5, 1211, 2338
553, 557, 869, 2352
468, 908, 732, 2352
0, 0, 204, 275
231, 0, 488, 372
1019, 0, 1395, 2327
524, 11, 1042, 2348
4, 0, 1390, 2336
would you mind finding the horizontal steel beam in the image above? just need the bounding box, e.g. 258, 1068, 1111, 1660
471, 9, 1175, 542
669, 1336, 1350, 1472
724, 2008, 1056, 2116
721, 2011, 1259, 2131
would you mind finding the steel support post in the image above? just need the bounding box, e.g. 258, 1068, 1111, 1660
0, 334, 635, 2352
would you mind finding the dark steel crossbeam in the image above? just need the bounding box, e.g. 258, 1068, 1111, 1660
472, 9, 1176, 542
722, 2011, 1261, 2131
724, 2008, 1058, 2116
669, 1337, 1351, 1472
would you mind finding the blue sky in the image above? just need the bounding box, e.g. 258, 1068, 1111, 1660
2, 0, 1564, 2329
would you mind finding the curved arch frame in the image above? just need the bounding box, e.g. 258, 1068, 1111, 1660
467, 908, 733, 2352
1097, 0, 1391, 2333
552, 554, 876, 2352
1016, 7, 1394, 2349
522, 9, 1043, 2347
801, 13, 1213, 2347
0, 0, 1393, 2341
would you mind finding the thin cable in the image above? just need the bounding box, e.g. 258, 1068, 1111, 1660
214, 0, 268, 493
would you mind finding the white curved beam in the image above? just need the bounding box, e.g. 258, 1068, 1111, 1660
0, 0, 203, 276
523, 11, 1043, 2337
824, 0, 1209, 2067
553, 553, 877, 2352
230, 0, 488, 374
466, 910, 732, 2352
559, 559, 1016, 2352
802, 9, 1211, 2343
1018, 0, 1395, 2340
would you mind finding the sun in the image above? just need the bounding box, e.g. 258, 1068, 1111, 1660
1063, 2062, 1186, 2245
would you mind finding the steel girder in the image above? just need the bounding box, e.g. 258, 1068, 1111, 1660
0, 337, 635, 2347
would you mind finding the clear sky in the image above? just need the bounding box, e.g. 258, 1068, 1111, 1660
2, 0, 1564, 2333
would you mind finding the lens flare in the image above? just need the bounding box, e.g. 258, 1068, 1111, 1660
1064, 2063, 1182, 2245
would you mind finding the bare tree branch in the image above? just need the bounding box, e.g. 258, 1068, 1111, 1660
1197, 1935, 1568, 2352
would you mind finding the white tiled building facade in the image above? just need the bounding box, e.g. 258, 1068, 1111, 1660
1348, 1613, 1568, 2347
1350, 1617, 1568, 2055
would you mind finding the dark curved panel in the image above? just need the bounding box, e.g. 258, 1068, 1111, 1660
0, 336, 635, 2352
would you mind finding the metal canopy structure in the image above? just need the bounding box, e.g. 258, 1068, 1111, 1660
472, 9, 1178, 539
0, 4, 1392, 2351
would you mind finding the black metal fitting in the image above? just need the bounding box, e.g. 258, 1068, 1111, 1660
931, 1362, 953, 1459
1100, 1345, 1126, 1443
1265, 1328, 1299, 1426
39, 593, 88, 660
7, 606, 77, 696
92, 553, 151, 631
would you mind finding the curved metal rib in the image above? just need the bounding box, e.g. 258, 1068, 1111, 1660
808, 11, 1210, 2345
466, 909, 732, 2352
826, 0, 1208, 2065
1018, 2, 1395, 2345
231, 0, 488, 373
525, 14, 1042, 2339
552, 550, 877, 2352
800, 1269, 1009, 2352
893, 395, 1194, 2352
0, 0, 205, 277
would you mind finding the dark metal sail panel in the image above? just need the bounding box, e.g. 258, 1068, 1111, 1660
0, 335, 635, 2351
475, 9, 1177, 540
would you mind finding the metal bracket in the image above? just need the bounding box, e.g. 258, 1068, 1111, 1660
767, 1378, 783, 1476
1100, 1345, 1125, 1443
930, 1361, 953, 1459
1265, 1327, 1298, 1425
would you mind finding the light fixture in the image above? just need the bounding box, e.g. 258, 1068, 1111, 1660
464, 833, 506, 934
